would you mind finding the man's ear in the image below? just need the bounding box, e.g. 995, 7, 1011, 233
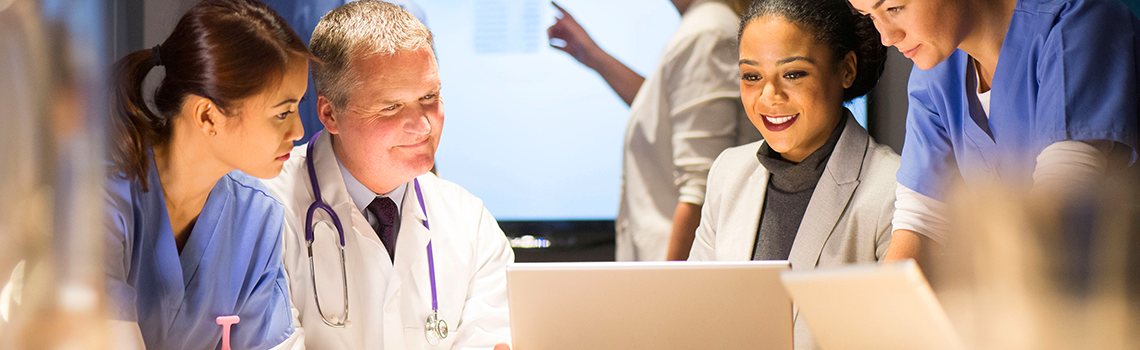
187, 94, 220, 137
316, 94, 340, 135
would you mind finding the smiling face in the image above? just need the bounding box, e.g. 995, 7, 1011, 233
319, 46, 443, 194
212, 56, 307, 179
849, 0, 970, 70
739, 17, 856, 162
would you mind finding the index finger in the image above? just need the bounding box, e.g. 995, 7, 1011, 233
551, 1, 569, 16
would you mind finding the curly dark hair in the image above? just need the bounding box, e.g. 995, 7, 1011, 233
738, 0, 887, 101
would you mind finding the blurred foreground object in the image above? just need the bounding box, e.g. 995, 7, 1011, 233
781, 260, 966, 350
936, 170, 1140, 350
0, 0, 119, 348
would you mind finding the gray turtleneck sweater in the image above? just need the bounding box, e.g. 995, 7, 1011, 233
751, 117, 846, 260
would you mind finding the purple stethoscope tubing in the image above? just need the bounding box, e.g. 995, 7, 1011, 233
415, 180, 440, 311
303, 131, 443, 334
416, 180, 447, 343
304, 131, 350, 328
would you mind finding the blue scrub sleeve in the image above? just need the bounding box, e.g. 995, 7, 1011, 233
230, 207, 295, 350
1036, 0, 1140, 164
897, 71, 962, 201
102, 176, 138, 322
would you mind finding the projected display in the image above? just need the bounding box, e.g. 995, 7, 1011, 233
424, 0, 679, 220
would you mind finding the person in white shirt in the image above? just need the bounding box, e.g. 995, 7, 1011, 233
548, 0, 761, 261
263, 2, 513, 349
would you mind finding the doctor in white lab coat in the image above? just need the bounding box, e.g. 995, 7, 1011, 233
262, 2, 514, 349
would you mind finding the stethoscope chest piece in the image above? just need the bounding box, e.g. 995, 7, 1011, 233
425, 310, 448, 345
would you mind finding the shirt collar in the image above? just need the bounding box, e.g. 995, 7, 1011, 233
335, 153, 406, 215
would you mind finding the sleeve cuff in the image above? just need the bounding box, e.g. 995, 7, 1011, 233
891, 182, 950, 245
678, 182, 707, 205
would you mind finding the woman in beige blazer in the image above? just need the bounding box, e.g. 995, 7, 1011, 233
685, 0, 899, 348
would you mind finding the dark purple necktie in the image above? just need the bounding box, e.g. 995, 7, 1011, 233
367, 197, 398, 262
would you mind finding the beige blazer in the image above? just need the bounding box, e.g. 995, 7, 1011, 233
689, 114, 900, 350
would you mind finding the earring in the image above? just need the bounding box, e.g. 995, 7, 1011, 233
210, 131, 217, 137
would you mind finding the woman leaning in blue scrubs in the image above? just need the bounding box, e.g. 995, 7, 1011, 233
104, 0, 311, 348
848, 0, 1140, 260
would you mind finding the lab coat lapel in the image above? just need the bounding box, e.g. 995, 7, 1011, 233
787, 114, 867, 272
311, 132, 357, 231
385, 176, 432, 302
721, 152, 769, 261
312, 132, 389, 267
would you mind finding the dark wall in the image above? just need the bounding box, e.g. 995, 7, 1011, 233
107, 0, 144, 61
1125, 0, 1140, 16
866, 48, 912, 154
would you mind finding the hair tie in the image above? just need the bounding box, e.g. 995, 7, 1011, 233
152, 45, 163, 67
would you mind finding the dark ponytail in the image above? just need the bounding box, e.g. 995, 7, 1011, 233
109, 0, 312, 191
110, 49, 161, 191
738, 0, 887, 101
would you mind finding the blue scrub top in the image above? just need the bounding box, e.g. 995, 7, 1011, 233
103, 155, 294, 350
898, 0, 1140, 199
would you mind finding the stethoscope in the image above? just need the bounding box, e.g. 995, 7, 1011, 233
303, 131, 448, 345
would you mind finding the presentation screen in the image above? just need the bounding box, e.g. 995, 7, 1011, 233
426, 0, 679, 221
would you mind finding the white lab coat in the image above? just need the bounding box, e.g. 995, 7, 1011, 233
262, 131, 514, 350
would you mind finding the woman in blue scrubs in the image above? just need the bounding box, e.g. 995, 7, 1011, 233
849, 0, 1140, 260
104, 0, 311, 348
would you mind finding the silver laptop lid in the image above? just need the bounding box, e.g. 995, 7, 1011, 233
507, 261, 792, 350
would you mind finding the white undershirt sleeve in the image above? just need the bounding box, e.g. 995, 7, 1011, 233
1032, 140, 1112, 191
891, 183, 951, 246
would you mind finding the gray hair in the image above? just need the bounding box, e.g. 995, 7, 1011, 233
311, 0, 434, 110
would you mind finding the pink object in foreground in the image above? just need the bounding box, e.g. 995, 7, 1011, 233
216, 315, 241, 350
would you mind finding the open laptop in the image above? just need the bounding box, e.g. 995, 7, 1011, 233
506, 261, 792, 350
780, 260, 966, 350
